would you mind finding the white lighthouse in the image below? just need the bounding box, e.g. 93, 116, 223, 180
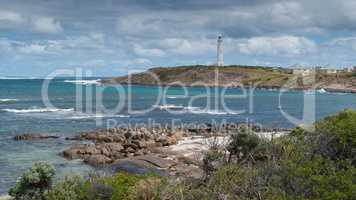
217, 34, 224, 66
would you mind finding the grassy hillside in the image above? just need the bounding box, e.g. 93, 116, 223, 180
104, 65, 356, 91
104, 65, 293, 88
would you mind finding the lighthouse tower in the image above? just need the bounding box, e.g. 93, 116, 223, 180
217, 34, 224, 67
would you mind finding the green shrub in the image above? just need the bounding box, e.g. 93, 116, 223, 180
280, 109, 356, 199
314, 109, 356, 163
281, 155, 356, 200
9, 162, 55, 200
45, 175, 89, 200
127, 177, 164, 200
86, 182, 113, 200
227, 130, 261, 163
102, 172, 159, 200
202, 150, 225, 178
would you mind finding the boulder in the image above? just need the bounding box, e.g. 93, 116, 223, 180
132, 140, 147, 149
156, 136, 177, 146
84, 155, 112, 166
145, 140, 157, 149
112, 134, 126, 143
126, 147, 136, 153
62, 148, 81, 160
62, 144, 100, 160
105, 143, 124, 152
84, 145, 101, 155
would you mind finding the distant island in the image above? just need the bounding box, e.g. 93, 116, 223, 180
103, 65, 356, 93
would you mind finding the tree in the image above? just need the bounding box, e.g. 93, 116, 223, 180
9, 162, 55, 200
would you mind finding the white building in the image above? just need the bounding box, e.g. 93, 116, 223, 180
217, 34, 224, 66
292, 68, 313, 76
326, 69, 337, 74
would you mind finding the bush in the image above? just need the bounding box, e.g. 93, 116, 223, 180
202, 150, 225, 178
9, 162, 55, 200
86, 182, 113, 200
45, 176, 89, 200
102, 172, 160, 200
227, 130, 261, 163
279, 109, 356, 199
290, 109, 356, 165
165, 110, 356, 200
127, 177, 164, 200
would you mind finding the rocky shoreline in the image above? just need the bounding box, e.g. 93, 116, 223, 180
13, 124, 291, 178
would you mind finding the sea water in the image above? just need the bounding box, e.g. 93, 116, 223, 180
0, 77, 355, 193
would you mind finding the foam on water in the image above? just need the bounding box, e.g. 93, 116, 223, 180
0, 99, 18, 102
68, 113, 130, 119
153, 104, 240, 115
153, 104, 185, 109
0, 76, 40, 80
64, 79, 101, 85
2, 108, 74, 113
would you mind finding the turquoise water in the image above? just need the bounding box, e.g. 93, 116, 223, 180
0, 77, 355, 193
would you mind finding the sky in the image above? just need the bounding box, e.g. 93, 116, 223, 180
1, 0, 356, 76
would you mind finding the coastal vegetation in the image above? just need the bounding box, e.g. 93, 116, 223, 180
8, 109, 356, 200
104, 65, 356, 92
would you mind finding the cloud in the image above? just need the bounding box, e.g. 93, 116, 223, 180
0, 10, 63, 34
3, 0, 356, 75
133, 58, 152, 65
158, 38, 216, 56
31, 16, 62, 34
17, 43, 49, 54
238, 36, 317, 56
0, 32, 112, 57
328, 37, 356, 51
133, 44, 166, 57
0, 10, 24, 23
0, 38, 13, 53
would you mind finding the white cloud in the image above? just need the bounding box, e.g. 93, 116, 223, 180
17, 43, 49, 54
31, 17, 62, 34
134, 58, 152, 65
133, 44, 166, 57
0, 10, 24, 23
239, 36, 317, 56
328, 37, 356, 51
158, 38, 215, 56
0, 38, 13, 53
268, 2, 312, 28
0, 32, 111, 56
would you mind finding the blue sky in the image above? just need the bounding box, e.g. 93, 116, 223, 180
1, 0, 356, 76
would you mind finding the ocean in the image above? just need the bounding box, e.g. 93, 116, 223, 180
0, 77, 355, 193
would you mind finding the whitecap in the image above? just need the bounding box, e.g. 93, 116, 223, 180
2, 108, 74, 113
0, 99, 18, 102
154, 104, 240, 115
68, 113, 129, 119
0, 76, 39, 80
317, 88, 327, 94
186, 109, 232, 115
152, 104, 185, 110
64, 79, 101, 85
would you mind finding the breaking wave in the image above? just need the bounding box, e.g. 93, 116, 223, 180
2, 108, 74, 113
64, 79, 101, 85
153, 104, 185, 109
153, 104, 240, 115
68, 114, 129, 119
166, 96, 188, 99
0, 99, 18, 102
0, 76, 40, 80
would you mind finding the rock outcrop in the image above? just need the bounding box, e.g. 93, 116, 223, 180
13, 134, 60, 141
61, 127, 186, 166
62, 124, 290, 167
